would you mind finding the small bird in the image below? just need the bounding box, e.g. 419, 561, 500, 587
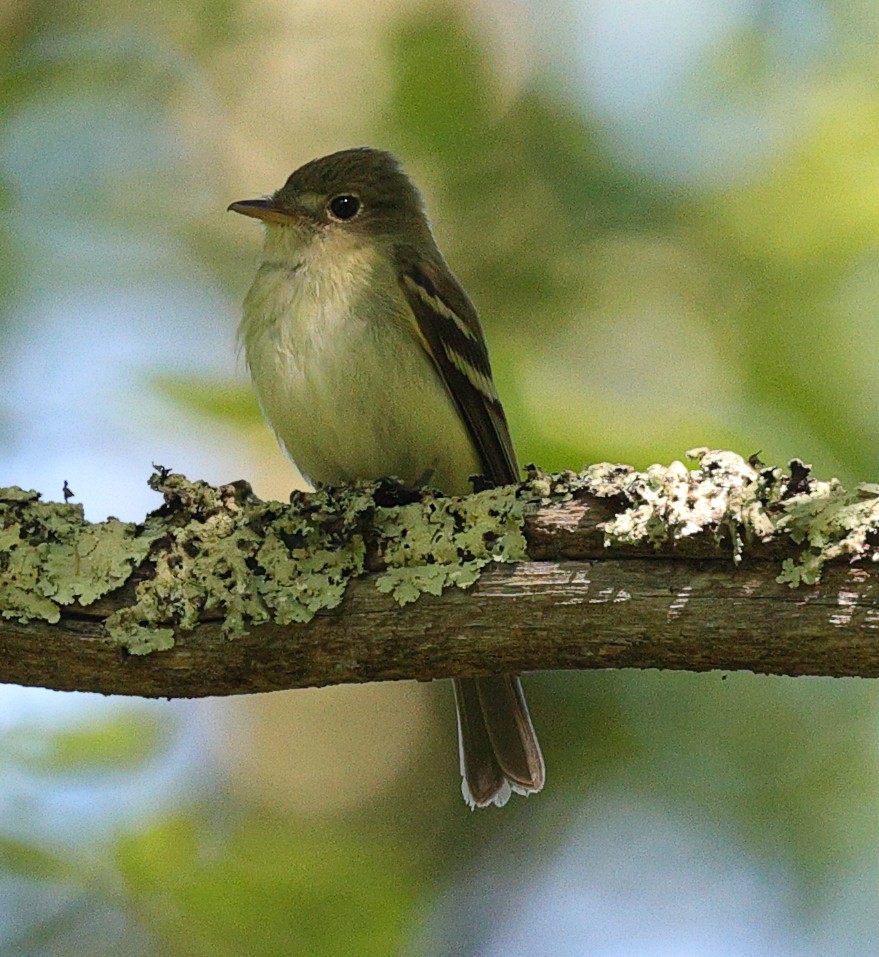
230, 147, 544, 808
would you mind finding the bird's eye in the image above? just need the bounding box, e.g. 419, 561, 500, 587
328, 194, 361, 221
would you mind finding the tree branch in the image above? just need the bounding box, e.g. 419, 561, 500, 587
2, 449, 879, 697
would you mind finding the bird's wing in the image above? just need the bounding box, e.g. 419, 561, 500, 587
395, 246, 519, 486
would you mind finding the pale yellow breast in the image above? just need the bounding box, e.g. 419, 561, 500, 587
239, 226, 481, 494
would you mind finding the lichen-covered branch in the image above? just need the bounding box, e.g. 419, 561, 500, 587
2, 449, 879, 698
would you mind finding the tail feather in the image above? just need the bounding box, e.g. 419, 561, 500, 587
453, 675, 544, 809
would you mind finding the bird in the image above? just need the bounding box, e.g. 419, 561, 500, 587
229, 146, 544, 808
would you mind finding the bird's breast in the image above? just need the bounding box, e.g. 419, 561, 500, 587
239, 243, 481, 494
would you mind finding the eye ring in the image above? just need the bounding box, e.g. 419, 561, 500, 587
328, 194, 361, 221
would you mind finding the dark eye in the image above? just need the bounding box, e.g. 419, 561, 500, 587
328, 194, 361, 221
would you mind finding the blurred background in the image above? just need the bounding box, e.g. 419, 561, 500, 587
2, 0, 879, 953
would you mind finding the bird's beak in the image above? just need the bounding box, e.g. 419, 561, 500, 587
227, 198, 299, 226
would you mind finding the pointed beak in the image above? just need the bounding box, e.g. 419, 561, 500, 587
227, 198, 299, 226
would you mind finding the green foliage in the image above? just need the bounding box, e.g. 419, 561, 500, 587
391, 10, 493, 156
597, 668, 879, 897
0, 837, 71, 883
6, 712, 171, 773
115, 813, 419, 957
151, 376, 263, 430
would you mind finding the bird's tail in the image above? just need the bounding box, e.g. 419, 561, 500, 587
453, 675, 545, 809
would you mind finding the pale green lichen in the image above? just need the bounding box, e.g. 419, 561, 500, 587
103, 474, 376, 653
0, 488, 161, 624
373, 485, 527, 604
773, 477, 879, 585
4, 452, 879, 655
100, 472, 525, 654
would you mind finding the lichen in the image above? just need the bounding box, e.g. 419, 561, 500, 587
104, 473, 376, 653
774, 476, 879, 585
373, 485, 527, 604
588, 449, 772, 558
532, 448, 879, 587
0, 487, 161, 625
4, 451, 879, 655
104, 473, 526, 653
